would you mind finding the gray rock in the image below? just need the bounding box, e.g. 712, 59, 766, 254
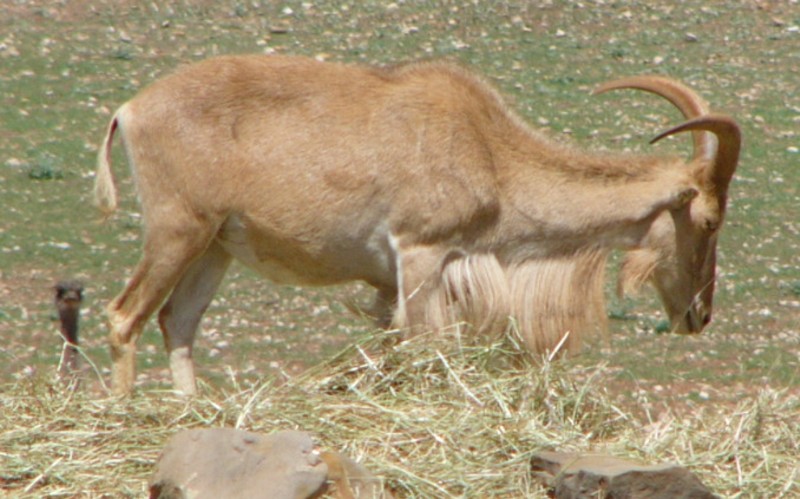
149, 429, 327, 499
531, 451, 718, 499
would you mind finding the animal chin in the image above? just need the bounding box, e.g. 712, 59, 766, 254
681, 307, 704, 334
666, 306, 703, 334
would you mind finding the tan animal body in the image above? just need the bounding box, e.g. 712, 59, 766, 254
95, 55, 740, 395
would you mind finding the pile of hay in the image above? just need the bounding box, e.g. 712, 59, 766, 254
1, 327, 798, 497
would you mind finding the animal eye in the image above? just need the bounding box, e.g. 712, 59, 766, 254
704, 219, 719, 232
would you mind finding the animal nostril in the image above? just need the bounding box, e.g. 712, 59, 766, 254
702, 313, 711, 326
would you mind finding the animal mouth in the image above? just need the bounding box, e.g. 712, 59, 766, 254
683, 307, 703, 333
681, 294, 711, 334
676, 280, 714, 334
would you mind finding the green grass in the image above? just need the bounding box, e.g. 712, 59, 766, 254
1, 0, 798, 496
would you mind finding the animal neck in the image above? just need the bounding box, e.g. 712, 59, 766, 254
492, 127, 687, 257
58, 304, 80, 346
57, 302, 80, 374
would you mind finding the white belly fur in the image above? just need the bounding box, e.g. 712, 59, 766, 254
215, 214, 396, 288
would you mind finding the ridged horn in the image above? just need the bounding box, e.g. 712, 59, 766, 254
651, 114, 742, 193
593, 75, 714, 161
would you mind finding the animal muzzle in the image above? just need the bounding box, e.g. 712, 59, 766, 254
677, 298, 711, 334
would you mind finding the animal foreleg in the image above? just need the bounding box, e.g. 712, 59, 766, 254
393, 245, 449, 336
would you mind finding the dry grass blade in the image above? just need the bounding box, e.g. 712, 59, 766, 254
1, 328, 799, 497
0, 0, 797, 497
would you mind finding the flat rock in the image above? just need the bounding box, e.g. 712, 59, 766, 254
531, 451, 718, 499
149, 429, 327, 499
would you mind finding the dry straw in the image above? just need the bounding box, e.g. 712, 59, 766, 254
1, 325, 798, 497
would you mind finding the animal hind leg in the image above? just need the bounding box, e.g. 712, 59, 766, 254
158, 241, 231, 395
107, 218, 217, 396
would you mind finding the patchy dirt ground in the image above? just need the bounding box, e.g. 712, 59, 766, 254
2, 0, 798, 412
0, 2, 798, 495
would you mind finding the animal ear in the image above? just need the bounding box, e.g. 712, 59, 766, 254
667, 186, 698, 210
633, 184, 696, 225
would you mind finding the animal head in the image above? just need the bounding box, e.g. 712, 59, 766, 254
597, 77, 741, 333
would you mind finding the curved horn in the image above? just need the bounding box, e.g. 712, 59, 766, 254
651, 114, 742, 193
593, 76, 714, 161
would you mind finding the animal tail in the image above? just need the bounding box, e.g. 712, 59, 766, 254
94, 108, 122, 216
